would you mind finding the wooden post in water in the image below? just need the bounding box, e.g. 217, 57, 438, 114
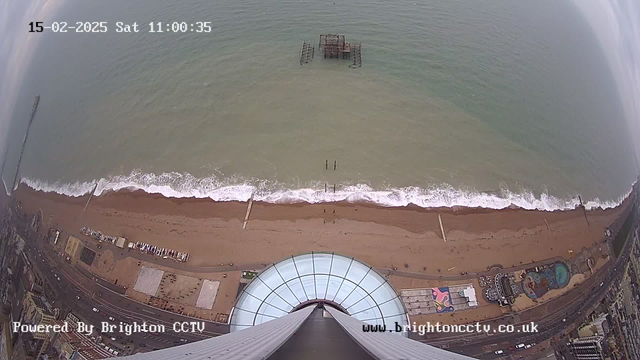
333, 184, 336, 193
326, 160, 328, 170
83, 182, 99, 213
334, 160, 336, 170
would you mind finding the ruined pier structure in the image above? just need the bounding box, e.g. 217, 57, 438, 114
319, 34, 362, 68
299, 34, 362, 68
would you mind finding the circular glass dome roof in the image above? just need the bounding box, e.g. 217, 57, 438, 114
229, 252, 409, 334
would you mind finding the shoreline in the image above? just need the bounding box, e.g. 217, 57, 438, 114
15, 179, 637, 214
10, 183, 635, 273
13, 183, 625, 223
19, 175, 635, 212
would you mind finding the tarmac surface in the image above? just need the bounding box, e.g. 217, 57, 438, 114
10, 204, 638, 359
420, 219, 636, 359
18, 223, 228, 355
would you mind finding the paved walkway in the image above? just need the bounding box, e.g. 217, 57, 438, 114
379, 256, 567, 281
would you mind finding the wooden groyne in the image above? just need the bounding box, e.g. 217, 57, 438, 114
10, 95, 40, 194
243, 193, 254, 229
83, 182, 99, 213
300, 40, 315, 65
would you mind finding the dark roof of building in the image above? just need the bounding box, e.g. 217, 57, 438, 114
30, 294, 52, 316
59, 330, 113, 359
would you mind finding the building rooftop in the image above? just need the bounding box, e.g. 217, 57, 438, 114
29, 293, 53, 316
229, 253, 408, 334
58, 330, 113, 359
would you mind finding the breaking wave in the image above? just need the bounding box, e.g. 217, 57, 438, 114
19, 170, 631, 211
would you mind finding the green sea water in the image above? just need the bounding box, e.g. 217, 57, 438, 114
3, 0, 637, 209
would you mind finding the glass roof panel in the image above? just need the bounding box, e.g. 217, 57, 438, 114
229, 253, 408, 333
293, 254, 314, 277
330, 255, 353, 277
244, 278, 271, 300
333, 279, 357, 305
359, 269, 386, 293
315, 274, 330, 300
234, 292, 262, 313
375, 297, 405, 317
341, 286, 370, 309
258, 266, 284, 290
350, 299, 382, 321
274, 257, 298, 282
229, 307, 257, 326
274, 283, 299, 308
313, 253, 333, 274
258, 303, 289, 318
301, 275, 317, 299
254, 313, 277, 325
286, 278, 309, 303
345, 261, 370, 285
346, 295, 378, 314
370, 282, 398, 304
265, 291, 295, 312
324, 275, 344, 301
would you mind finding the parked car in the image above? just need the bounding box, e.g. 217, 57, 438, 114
92, 307, 100, 313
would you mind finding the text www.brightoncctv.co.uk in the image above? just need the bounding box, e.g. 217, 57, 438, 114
363, 322, 539, 336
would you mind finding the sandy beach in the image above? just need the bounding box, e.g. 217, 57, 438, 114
12, 184, 631, 275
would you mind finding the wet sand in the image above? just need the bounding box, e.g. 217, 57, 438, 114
12, 185, 631, 274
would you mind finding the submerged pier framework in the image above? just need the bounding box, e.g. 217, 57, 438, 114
300, 40, 315, 65
299, 34, 362, 68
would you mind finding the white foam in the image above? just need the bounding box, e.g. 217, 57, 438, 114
19, 170, 633, 211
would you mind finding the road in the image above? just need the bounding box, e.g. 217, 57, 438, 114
10, 201, 637, 358
421, 221, 637, 359
18, 225, 229, 355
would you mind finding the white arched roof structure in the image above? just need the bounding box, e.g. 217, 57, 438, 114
229, 252, 409, 335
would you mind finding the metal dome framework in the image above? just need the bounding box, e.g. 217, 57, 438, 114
229, 252, 409, 335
